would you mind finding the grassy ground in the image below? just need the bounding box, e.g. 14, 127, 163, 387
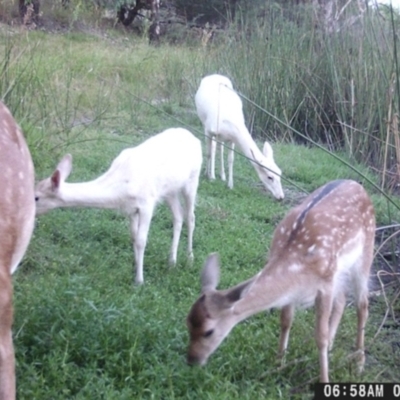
1, 26, 399, 399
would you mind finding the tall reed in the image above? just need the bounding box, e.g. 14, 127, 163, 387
194, 3, 400, 189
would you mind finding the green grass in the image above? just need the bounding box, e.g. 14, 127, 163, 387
1, 24, 399, 399
16, 132, 400, 398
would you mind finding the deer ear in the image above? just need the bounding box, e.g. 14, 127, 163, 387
208, 278, 254, 311
225, 278, 254, 304
250, 148, 262, 165
201, 253, 220, 292
56, 154, 73, 182
262, 141, 274, 158
51, 170, 61, 190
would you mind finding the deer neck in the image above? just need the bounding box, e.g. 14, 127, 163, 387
231, 266, 303, 323
58, 177, 122, 209
233, 127, 264, 166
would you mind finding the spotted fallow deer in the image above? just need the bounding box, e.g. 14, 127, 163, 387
186, 179, 375, 383
0, 102, 35, 400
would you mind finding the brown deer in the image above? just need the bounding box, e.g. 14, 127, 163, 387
186, 179, 375, 383
0, 102, 35, 399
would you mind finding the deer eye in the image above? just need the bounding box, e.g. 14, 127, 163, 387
268, 176, 274, 181
203, 329, 214, 338
35, 196, 39, 202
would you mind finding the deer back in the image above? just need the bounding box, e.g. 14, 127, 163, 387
268, 179, 375, 277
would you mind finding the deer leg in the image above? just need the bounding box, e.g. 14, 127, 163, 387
355, 292, 368, 373
220, 140, 226, 182
278, 304, 294, 365
0, 274, 15, 400
204, 130, 211, 178
131, 210, 139, 238
166, 194, 184, 266
182, 177, 199, 263
351, 251, 372, 373
315, 290, 333, 383
130, 207, 153, 285
354, 273, 370, 373
278, 304, 294, 356
227, 141, 235, 189
206, 133, 216, 180
328, 290, 346, 351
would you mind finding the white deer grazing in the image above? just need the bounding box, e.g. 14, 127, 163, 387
195, 74, 284, 199
0, 102, 35, 400
35, 128, 202, 285
186, 179, 375, 383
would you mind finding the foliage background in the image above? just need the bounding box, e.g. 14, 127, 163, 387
1, 0, 400, 398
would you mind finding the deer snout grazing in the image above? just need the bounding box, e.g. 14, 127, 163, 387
187, 352, 205, 366
270, 185, 284, 201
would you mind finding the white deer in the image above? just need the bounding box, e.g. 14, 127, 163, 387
0, 102, 35, 400
35, 128, 203, 285
186, 179, 375, 383
195, 74, 284, 199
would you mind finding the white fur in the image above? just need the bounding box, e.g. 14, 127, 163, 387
195, 74, 284, 199
35, 128, 203, 284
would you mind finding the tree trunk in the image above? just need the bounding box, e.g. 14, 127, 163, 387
117, 1, 145, 26
117, 0, 161, 43
148, 0, 160, 43
19, 0, 40, 25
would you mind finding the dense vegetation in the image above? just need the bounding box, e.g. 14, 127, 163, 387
1, 2, 400, 398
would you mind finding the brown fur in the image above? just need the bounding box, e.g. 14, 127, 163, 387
186, 180, 375, 382
0, 102, 35, 400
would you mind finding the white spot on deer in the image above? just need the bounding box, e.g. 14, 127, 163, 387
307, 244, 316, 253
288, 263, 303, 272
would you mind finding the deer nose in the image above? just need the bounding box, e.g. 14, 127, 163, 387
275, 191, 285, 201
187, 353, 200, 366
